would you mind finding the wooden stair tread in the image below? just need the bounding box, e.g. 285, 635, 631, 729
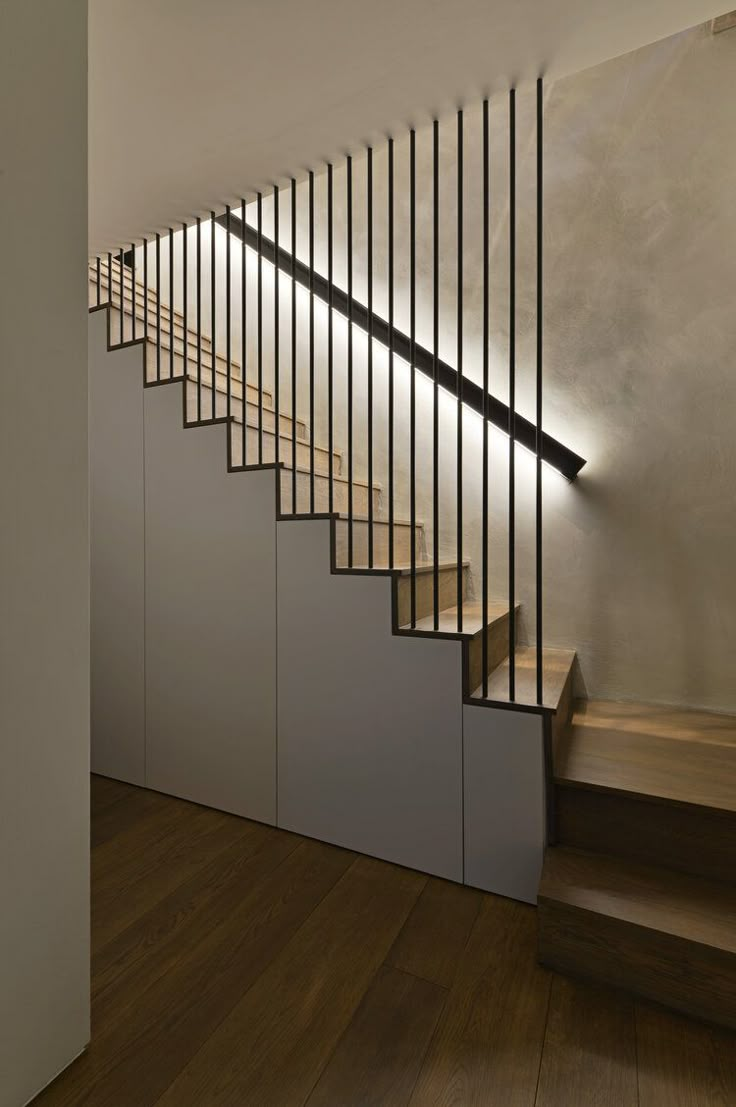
472, 646, 576, 711
395, 560, 469, 576
540, 846, 736, 956
401, 600, 511, 638
556, 699, 736, 814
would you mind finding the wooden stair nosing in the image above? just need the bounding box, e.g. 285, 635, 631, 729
469, 646, 577, 715
538, 845, 736, 1029
554, 698, 736, 816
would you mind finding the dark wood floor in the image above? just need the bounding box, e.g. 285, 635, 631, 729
35, 776, 736, 1106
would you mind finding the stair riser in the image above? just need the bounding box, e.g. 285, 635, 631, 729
466, 611, 514, 697
229, 423, 340, 478
556, 786, 736, 885
93, 270, 190, 332
109, 294, 212, 353
539, 899, 736, 1030
183, 376, 307, 440
280, 471, 378, 518
334, 521, 423, 568
396, 567, 467, 626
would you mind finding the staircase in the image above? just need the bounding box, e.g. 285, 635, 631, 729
539, 699, 736, 1028
91, 258, 576, 709
90, 168, 735, 1029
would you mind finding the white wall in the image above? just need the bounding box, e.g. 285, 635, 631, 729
0, 3, 89, 1105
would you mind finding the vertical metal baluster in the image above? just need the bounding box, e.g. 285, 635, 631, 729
482, 99, 490, 697
155, 234, 161, 380
387, 138, 394, 570
182, 223, 188, 396
226, 205, 232, 421
509, 88, 517, 702
456, 109, 464, 632
291, 179, 297, 512
367, 147, 374, 568
143, 240, 149, 356
107, 251, 112, 315
347, 155, 354, 566
536, 77, 544, 706
274, 185, 280, 472
309, 170, 315, 512
241, 199, 247, 466
410, 130, 417, 625
119, 246, 124, 344
96, 255, 101, 306
196, 217, 202, 421
211, 211, 216, 419
257, 193, 263, 461
169, 228, 174, 379
432, 121, 440, 629
327, 164, 334, 514
131, 245, 136, 340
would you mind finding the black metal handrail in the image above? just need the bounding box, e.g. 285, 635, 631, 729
213, 211, 585, 481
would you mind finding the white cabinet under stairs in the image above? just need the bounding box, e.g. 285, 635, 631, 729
89, 306, 568, 902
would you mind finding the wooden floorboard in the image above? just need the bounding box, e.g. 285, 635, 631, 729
535, 976, 638, 1106
33, 776, 736, 1107
636, 1002, 736, 1106
409, 896, 553, 1106
385, 876, 482, 989
305, 965, 446, 1107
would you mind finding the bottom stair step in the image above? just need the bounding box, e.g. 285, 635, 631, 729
538, 846, 736, 1029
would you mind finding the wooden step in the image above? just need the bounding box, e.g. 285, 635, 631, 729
91, 267, 192, 336
399, 600, 519, 697
182, 380, 342, 479
554, 699, 736, 883
279, 468, 379, 518
185, 368, 306, 440
395, 561, 470, 626
91, 259, 189, 327
469, 645, 576, 740
538, 845, 736, 1029
334, 517, 423, 569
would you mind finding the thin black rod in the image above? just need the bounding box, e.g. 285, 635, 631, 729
96, 255, 101, 306
241, 198, 246, 466
482, 99, 490, 697
410, 130, 417, 624
509, 88, 517, 702
168, 229, 174, 379
432, 121, 440, 629
107, 252, 112, 312
130, 244, 136, 341
119, 246, 124, 344
367, 147, 374, 568
226, 205, 232, 420
456, 109, 464, 632
218, 212, 584, 478
210, 211, 216, 420
327, 164, 334, 514
309, 170, 315, 512
182, 224, 187, 403
257, 193, 263, 462
536, 77, 544, 706
155, 234, 161, 380
347, 155, 354, 567
387, 138, 395, 569
291, 179, 297, 512
274, 185, 280, 470
143, 240, 148, 344
196, 217, 202, 421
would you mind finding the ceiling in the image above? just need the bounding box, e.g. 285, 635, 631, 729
89, 0, 727, 252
